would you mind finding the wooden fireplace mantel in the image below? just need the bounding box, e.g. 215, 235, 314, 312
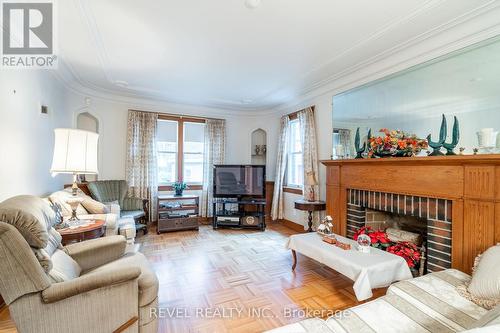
321, 155, 500, 274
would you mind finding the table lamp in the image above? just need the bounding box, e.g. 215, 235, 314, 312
50, 129, 99, 222
305, 171, 318, 202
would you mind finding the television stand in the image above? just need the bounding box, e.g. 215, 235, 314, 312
212, 198, 266, 231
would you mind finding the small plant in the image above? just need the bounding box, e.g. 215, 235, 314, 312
387, 242, 421, 268
172, 181, 188, 196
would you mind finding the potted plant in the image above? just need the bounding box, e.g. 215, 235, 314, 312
387, 241, 421, 275
172, 181, 188, 196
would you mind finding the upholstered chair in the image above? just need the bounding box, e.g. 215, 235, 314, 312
0, 195, 158, 333
88, 180, 149, 234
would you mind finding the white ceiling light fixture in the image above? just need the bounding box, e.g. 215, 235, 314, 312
245, 0, 261, 10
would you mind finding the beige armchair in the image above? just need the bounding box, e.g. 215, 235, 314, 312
0, 195, 158, 333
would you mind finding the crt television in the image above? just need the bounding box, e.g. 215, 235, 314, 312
213, 165, 266, 198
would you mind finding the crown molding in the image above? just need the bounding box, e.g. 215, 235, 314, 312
51, 60, 280, 118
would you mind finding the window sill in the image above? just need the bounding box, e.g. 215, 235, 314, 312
283, 186, 303, 195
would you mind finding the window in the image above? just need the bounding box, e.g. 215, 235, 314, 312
157, 120, 178, 184
157, 117, 205, 186
183, 122, 205, 183
286, 119, 303, 187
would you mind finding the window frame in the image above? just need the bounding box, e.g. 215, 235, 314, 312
285, 117, 303, 189
157, 115, 206, 191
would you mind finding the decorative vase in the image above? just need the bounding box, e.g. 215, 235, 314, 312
174, 189, 183, 196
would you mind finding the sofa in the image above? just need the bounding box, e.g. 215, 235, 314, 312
46, 188, 137, 243
266, 268, 500, 332
0, 195, 159, 333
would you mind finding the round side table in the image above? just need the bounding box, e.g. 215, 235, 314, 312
294, 199, 326, 232
58, 220, 106, 245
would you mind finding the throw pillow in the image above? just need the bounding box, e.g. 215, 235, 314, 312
457, 245, 500, 310
81, 196, 109, 214
49, 190, 88, 217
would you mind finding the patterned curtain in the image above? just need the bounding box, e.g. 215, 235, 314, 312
200, 119, 226, 217
271, 115, 290, 220
298, 107, 320, 228
338, 129, 352, 158
125, 110, 159, 221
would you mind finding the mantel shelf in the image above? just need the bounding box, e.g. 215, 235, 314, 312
322, 154, 500, 166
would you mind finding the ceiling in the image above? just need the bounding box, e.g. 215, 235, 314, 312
58, 0, 498, 111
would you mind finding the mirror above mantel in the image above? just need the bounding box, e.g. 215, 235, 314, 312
332, 35, 500, 159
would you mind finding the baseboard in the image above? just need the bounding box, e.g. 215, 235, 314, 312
280, 219, 306, 232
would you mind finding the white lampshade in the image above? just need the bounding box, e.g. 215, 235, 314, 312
50, 129, 99, 175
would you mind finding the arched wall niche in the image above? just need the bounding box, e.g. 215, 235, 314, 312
75, 110, 100, 181
251, 128, 267, 166
77, 111, 99, 133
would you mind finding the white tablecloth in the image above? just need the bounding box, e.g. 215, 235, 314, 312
287, 233, 412, 301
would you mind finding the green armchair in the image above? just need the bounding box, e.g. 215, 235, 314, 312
88, 180, 149, 234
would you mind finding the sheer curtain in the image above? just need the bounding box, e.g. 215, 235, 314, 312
200, 119, 226, 217
299, 107, 320, 228
271, 115, 290, 220
299, 107, 319, 200
125, 110, 159, 221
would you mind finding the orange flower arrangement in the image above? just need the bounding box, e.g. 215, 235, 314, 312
368, 129, 428, 158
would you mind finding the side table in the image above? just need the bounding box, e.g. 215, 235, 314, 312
58, 220, 106, 245
294, 199, 326, 232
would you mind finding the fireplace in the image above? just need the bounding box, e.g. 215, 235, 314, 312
346, 189, 452, 272
321, 156, 500, 274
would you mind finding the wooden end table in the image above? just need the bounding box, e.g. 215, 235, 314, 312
58, 220, 106, 245
294, 199, 326, 232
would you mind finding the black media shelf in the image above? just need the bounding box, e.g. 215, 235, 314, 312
212, 198, 266, 231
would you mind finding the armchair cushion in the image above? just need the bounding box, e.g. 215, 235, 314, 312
121, 210, 145, 220
64, 235, 126, 272
86, 252, 158, 306
122, 197, 145, 211
0, 195, 55, 248
42, 266, 141, 303
48, 249, 81, 283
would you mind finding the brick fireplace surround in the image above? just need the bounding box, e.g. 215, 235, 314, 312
346, 189, 452, 272
322, 155, 500, 274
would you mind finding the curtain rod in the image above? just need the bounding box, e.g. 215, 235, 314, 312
128, 109, 224, 121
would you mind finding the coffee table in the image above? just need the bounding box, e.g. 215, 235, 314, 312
287, 232, 412, 301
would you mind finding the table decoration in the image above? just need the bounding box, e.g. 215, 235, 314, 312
357, 234, 371, 253
368, 129, 428, 158
353, 226, 391, 250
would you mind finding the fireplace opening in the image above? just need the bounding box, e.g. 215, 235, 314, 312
365, 209, 428, 276
346, 189, 452, 274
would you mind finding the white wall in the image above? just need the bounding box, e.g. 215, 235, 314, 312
0, 71, 72, 201
65, 92, 282, 182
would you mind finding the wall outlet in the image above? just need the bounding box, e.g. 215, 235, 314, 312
41, 105, 48, 114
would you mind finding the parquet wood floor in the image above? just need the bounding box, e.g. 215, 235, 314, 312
0, 223, 386, 333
